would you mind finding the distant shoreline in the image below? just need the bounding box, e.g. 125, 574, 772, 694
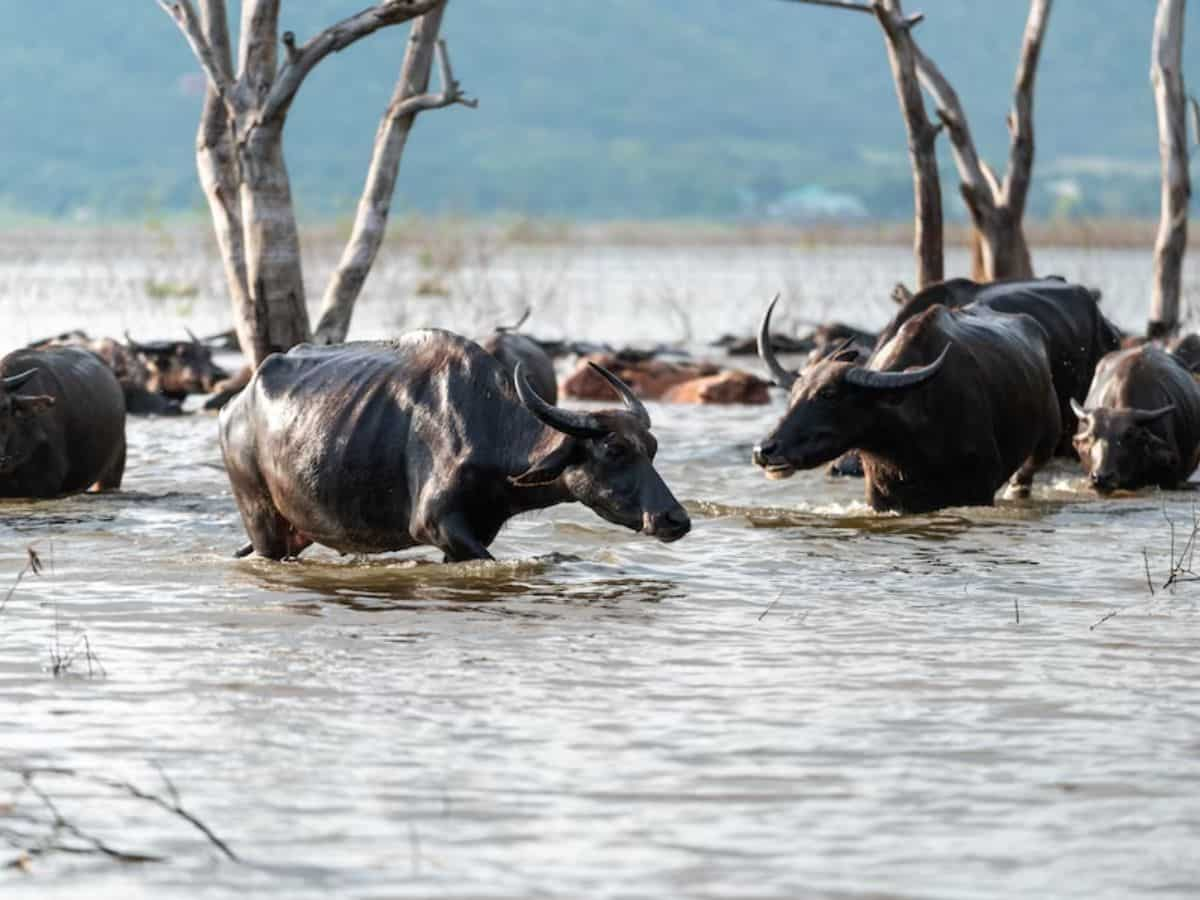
0, 216, 1189, 251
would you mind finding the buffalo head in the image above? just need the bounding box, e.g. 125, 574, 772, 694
1071, 398, 1177, 493
126, 330, 230, 398
0, 369, 55, 474
752, 295, 947, 478
512, 361, 690, 542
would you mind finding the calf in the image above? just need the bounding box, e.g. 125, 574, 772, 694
1072, 345, 1200, 492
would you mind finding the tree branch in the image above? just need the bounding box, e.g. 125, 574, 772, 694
1000, 0, 1053, 218
1150, 0, 1191, 337
771, 0, 924, 27
260, 0, 444, 124
156, 0, 236, 111
913, 43, 996, 220
237, 0, 280, 107
314, 7, 474, 343
387, 39, 477, 118
872, 0, 943, 287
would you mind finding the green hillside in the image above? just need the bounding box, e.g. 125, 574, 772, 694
0, 1, 1191, 221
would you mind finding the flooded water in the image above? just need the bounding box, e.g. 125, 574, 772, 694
2, 227, 1200, 898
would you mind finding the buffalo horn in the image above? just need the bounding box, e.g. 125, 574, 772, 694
185, 326, 202, 345
844, 346, 950, 391
498, 306, 532, 333
124, 330, 148, 353
586, 361, 651, 427
1069, 398, 1089, 420
2, 369, 39, 392
515, 362, 607, 438
1131, 404, 1176, 424
826, 336, 860, 363
758, 293, 798, 390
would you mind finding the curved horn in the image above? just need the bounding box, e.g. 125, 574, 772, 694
185, 326, 201, 345
1131, 403, 1176, 424
498, 306, 532, 333
758, 293, 798, 390
587, 361, 650, 427
515, 362, 607, 438
124, 330, 149, 352
2, 369, 38, 392
1070, 397, 1089, 420
825, 336, 860, 362
844, 346, 950, 391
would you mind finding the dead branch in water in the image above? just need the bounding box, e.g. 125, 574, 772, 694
1, 765, 238, 868
1096, 502, 1199, 629
0, 547, 42, 616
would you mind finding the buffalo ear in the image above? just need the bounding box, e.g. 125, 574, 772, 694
13, 394, 55, 417
1142, 430, 1180, 471
510, 434, 577, 487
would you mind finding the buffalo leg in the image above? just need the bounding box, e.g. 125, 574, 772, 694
437, 512, 495, 563
1008, 387, 1060, 500
225, 460, 294, 559
1006, 459, 1039, 499
91, 440, 126, 492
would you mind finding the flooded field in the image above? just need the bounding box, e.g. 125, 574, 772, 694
2, 227, 1200, 898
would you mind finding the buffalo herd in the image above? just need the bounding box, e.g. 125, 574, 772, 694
4, 276, 1200, 562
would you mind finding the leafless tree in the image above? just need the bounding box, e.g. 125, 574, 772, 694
1149, 0, 1192, 339
785, 0, 943, 288
781, 0, 1053, 283
157, 0, 475, 366
915, 1, 1051, 281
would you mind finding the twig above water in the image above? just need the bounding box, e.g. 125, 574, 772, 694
758, 591, 784, 621
0, 547, 42, 616
2, 766, 239, 866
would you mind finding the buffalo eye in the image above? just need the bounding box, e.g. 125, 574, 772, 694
603, 440, 632, 463
818, 386, 838, 401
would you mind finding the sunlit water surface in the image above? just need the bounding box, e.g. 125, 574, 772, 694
1, 230, 1199, 898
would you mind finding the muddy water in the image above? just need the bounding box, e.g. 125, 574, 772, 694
2, 230, 1200, 898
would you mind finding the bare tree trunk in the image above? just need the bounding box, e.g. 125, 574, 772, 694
787, 0, 941, 286
238, 123, 311, 355
913, 0, 1050, 282
782, 1, 946, 285
193, 0, 258, 361
872, 0, 943, 288
159, 0, 449, 367
1150, 0, 1191, 339
781, 0, 1049, 284
314, 3, 475, 344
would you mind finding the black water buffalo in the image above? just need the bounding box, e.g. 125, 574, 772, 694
1168, 332, 1200, 373
0, 347, 126, 498
125, 331, 230, 401
476, 309, 559, 403
752, 297, 1061, 513
219, 331, 690, 562
878, 277, 1120, 455
26, 329, 224, 415
1072, 345, 1200, 493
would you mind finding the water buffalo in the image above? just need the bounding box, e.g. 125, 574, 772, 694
878, 277, 1120, 454
0, 347, 126, 498
1168, 332, 1200, 373
476, 309, 559, 403
28, 331, 178, 415
1072, 345, 1200, 493
125, 331, 230, 400
752, 297, 1061, 513
219, 331, 691, 562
